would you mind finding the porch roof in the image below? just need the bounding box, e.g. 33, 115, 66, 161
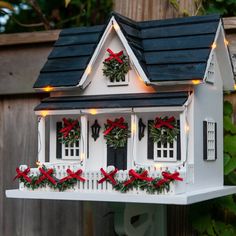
34, 92, 189, 111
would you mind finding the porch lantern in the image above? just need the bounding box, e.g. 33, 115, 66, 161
91, 119, 101, 141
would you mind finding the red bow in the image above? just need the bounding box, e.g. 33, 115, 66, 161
98, 168, 118, 185
14, 167, 32, 183
60, 118, 78, 138
105, 48, 123, 64
124, 169, 153, 186
156, 171, 183, 187
154, 116, 175, 129
104, 117, 127, 135
162, 171, 183, 181
60, 169, 86, 183
36, 168, 57, 185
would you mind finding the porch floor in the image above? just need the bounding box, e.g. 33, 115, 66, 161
6, 186, 236, 205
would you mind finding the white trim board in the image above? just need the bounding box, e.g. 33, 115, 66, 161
6, 186, 236, 205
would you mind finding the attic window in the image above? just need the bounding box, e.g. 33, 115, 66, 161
203, 119, 217, 161
107, 74, 129, 87
205, 53, 215, 84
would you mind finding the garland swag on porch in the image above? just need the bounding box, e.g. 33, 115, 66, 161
14, 165, 183, 193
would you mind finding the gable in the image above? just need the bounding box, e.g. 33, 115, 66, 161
80, 29, 155, 95
33, 13, 223, 90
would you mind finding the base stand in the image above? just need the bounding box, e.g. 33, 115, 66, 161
112, 203, 167, 236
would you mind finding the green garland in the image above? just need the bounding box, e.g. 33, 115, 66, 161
103, 53, 129, 82
16, 166, 182, 194
149, 116, 179, 144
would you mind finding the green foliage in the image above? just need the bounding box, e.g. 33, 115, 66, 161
191, 101, 236, 235
2, 0, 113, 33
59, 118, 80, 145
202, 0, 236, 16
149, 117, 179, 144
104, 118, 131, 149
103, 54, 130, 83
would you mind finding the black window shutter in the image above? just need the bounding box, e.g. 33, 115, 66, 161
215, 122, 217, 160
177, 120, 181, 161
147, 120, 154, 160
56, 122, 62, 159
203, 121, 208, 160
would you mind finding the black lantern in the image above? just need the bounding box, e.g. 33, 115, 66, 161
91, 120, 101, 141
138, 118, 146, 141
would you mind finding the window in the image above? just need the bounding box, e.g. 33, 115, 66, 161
147, 120, 180, 161
62, 141, 80, 160
203, 120, 217, 161
154, 139, 177, 162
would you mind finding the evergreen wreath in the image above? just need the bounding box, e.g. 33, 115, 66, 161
103, 117, 131, 149
149, 116, 179, 144
59, 118, 80, 145
103, 48, 129, 82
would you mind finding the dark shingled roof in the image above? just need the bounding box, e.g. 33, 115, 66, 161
34, 92, 189, 110
34, 12, 220, 88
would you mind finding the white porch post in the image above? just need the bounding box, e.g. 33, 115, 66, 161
38, 116, 46, 163
131, 114, 138, 168
80, 115, 88, 165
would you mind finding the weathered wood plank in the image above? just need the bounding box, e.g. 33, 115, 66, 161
143, 34, 214, 51
0, 30, 60, 46
144, 49, 209, 65
35, 70, 84, 88
48, 44, 95, 59
54, 33, 101, 46
141, 21, 218, 39
42, 57, 89, 72
0, 44, 53, 95
223, 17, 236, 30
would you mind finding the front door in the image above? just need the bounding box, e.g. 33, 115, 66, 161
107, 144, 127, 170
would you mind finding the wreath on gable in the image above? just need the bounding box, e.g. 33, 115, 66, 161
102, 48, 130, 82
103, 117, 131, 149
59, 118, 80, 145
149, 116, 179, 144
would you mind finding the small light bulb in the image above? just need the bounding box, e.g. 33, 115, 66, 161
211, 42, 217, 49
80, 153, 85, 161
185, 124, 190, 133
234, 84, 236, 90
131, 122, 136, 133
113, 23, 120, 31
85, 65, 92, 75
192, 80, 201, 85
224, 39, 229, 46
43, 86, 53, 92
89, 109, 97, 115
40, 110, 48, 117
155, 163, 162, 170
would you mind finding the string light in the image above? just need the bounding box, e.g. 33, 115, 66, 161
80, 153, 85, 162
131, 121, 136, 133
40, 110, 49, 117
234, 84, 236, 90
185, 124, 190, 133
85, 65, 92, 75
43, 86, 53, 92
36, 161, 42, 167
192, 80, 201, 85
89, 109, 97, 115
224, 39, 229, 46
113, 23, 120, 31
211, 42, 217, 49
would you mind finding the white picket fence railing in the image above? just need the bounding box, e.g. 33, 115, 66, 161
18, 163, 187, 195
